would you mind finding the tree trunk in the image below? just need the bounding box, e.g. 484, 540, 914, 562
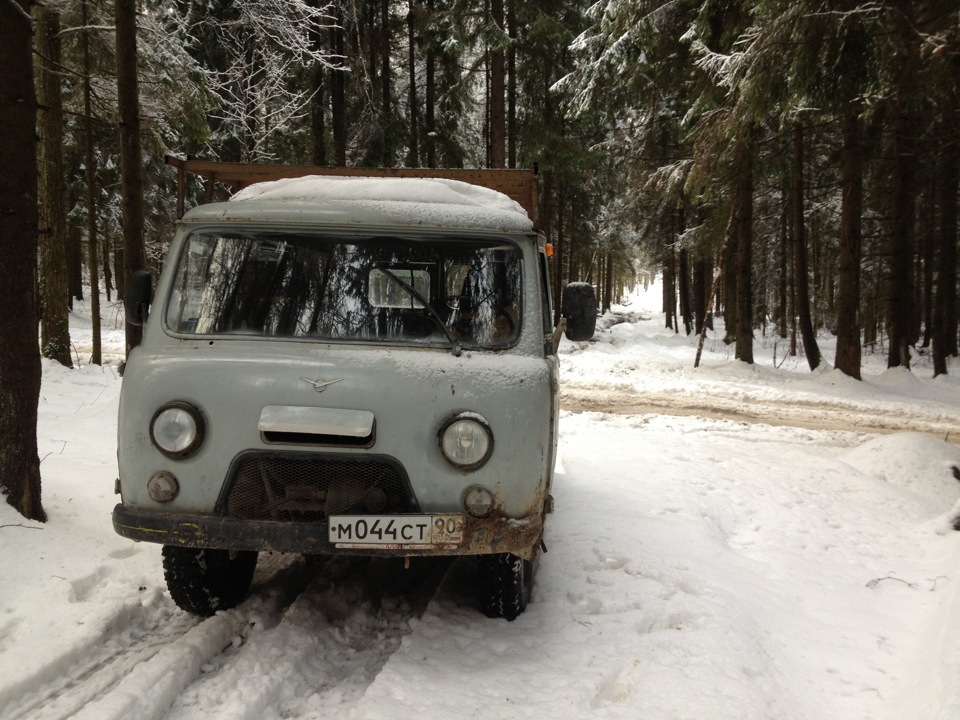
0, 0, 46, 522
68, 222, 84, 305
678, 247, 693, 335
934, 96, 959, 376
603, 251, 614, 314
734, 135, 754, 364
835, 109, 863, 380
241, 41, 259, 160
115, 0, 147, 358
310, 65, 327, 166
695, 258, 724, 368
407, 0, 419, 166
547, 173, 563, 324
663, 247, 677, 332
721, 208, 737, 345
82, 0, 101, 365
919, 175, 935, 349
103, 232, 114, 301
812, 207, 823, 330
381, 0, 392, 163
308, 0, 327, 166
507, 0, 517, 169
778, 184, 788, 341
792, 123, 821, 370
489, 0, 506, 168
425, 0, 436, 167
330, 17, 347, 166
886, 107, 915, 369
693, 257, 708, 334
113, 241, 124, 297
35, 6, 72, 368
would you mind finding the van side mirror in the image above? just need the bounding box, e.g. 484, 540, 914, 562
561, 282, 597, 341
125, 270, 153, 327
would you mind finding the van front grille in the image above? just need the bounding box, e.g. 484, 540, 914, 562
221, 454, 415, 522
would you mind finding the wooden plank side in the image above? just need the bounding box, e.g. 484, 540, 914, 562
165, 156, 540, 228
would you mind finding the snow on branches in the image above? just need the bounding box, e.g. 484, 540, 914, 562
173, 0, 340, 162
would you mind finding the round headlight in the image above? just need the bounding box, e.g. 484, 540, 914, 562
439, 414, 493, 470
150, 402, 204, 458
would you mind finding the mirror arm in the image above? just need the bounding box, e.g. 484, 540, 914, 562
548, 317, 567, 355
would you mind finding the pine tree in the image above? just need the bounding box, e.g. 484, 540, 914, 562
0, 0, 46, 522
115, 0, 147, 357
35, 5, 72, 368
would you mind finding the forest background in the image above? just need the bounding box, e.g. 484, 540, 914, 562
1, 0, 960, 521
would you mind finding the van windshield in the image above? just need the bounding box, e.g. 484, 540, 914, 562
164, 230, 523, 348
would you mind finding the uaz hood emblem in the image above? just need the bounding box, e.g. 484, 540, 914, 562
299, 376, 344, 393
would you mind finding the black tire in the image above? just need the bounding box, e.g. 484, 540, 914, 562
161, 545, 258, 617
562, 282, 597, 341
476, 552, 535, 621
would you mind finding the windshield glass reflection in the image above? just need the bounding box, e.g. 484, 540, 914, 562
165, 231, 523, 348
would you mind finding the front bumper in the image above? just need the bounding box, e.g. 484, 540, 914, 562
112, 504, 543, 559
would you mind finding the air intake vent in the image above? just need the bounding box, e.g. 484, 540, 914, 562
221, 453, 416, 523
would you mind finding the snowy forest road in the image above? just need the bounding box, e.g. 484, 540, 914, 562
6, 305, 960, 720
14, 392, 956, 720
560, 383, 960, 440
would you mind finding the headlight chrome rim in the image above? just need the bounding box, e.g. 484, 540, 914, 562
150, 401, 205, 459
438, 413, 493, 471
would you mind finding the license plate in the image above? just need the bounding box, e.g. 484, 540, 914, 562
328, 514, 464, 549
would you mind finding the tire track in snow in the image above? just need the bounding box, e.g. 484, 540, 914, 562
17, 553, 450, 720
11, 554, 311, 720
162, 556, 451, 720
1, 593, 192, 720
560, 385, 960, 439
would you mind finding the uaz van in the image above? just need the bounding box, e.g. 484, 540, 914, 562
114, 161, 596, 620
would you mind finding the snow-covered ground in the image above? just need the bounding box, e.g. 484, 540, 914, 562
2, 286, 960, 720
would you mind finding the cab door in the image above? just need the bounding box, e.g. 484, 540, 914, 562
538, 245, 560, 501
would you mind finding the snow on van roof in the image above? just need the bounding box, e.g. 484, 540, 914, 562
228, 175, 534, 232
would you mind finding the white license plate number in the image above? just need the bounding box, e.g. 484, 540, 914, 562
328, 515, 464, 548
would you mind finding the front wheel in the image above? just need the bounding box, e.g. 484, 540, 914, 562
161, 545, 258, 617
476, 552, 535, 621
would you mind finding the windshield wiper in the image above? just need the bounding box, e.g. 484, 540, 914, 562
379, 267, 462, 356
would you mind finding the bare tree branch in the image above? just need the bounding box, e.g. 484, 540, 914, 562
4, 0, 31, 24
